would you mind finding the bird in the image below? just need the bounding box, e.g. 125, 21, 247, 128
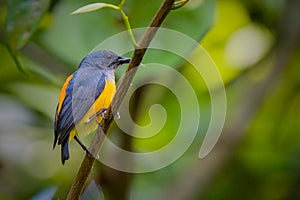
53, 50, 131, 164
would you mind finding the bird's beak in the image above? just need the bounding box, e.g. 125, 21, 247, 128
118, 57, 131, 64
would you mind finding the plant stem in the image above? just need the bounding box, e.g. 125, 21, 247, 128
105, 4, 138, 47
119, 0, 126, 8
119, 9, 138, 47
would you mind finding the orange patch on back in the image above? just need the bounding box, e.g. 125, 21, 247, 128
56, 74, 73, 116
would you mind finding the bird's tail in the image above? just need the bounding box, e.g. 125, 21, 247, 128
61, 139, 70, 165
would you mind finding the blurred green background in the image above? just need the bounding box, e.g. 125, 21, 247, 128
1, 0, 300, 199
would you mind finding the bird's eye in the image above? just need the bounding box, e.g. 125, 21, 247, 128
105, 55, 112, 59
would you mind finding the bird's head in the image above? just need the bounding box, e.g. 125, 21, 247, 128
79, 50, 131, 70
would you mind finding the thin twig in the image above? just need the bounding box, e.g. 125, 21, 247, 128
66, 0, 175, 199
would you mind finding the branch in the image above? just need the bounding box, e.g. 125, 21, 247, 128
66, 0, 175, 199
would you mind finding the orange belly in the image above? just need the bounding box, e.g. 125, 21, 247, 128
69, 80, 115, 140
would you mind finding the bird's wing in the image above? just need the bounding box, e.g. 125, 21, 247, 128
54, 69, 106, 146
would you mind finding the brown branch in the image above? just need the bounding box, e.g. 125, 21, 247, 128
96, 90, 144, 199
66, 0, 175, 199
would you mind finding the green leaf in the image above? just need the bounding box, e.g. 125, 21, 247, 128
71, 3, 109, 15
5, 0, 50, 53
4, 0, 50, 74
